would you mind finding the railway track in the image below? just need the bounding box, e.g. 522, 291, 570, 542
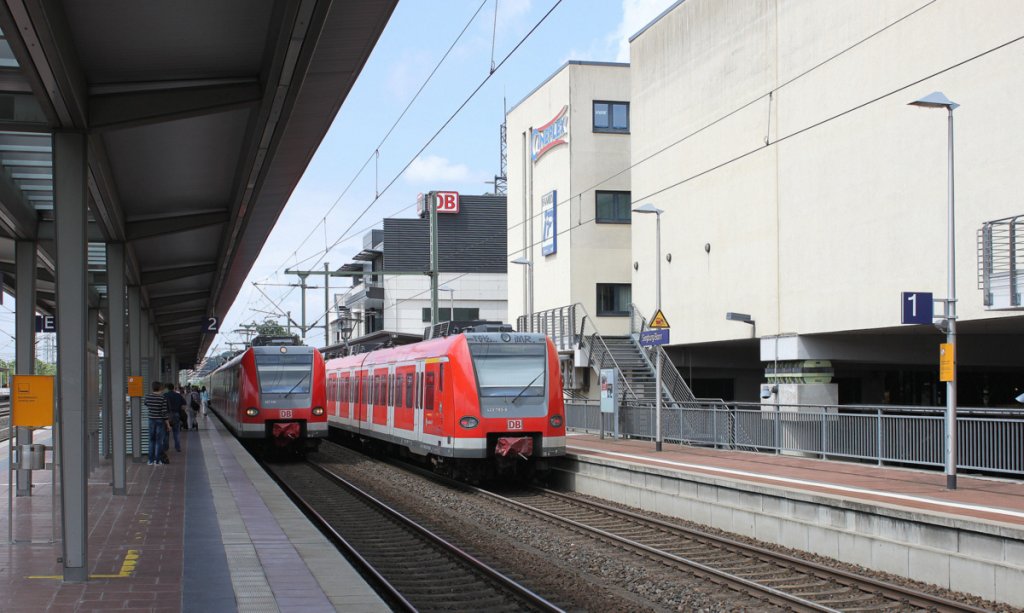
477, 486, 991, 613
264, 459, 562, 613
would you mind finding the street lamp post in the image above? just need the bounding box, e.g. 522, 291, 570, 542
909, 91, 959, 490
633, 203, 663, 452
511, 257, 533, 330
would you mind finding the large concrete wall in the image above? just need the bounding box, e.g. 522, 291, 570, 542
629, 0, 1024, 343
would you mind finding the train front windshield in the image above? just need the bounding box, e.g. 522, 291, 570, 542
468, 338, 547, 418
255, 353, 313, 395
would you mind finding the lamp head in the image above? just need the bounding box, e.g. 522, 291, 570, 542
633, 203, 663, 215
510, 257, 532, 267
726, 312, 753, 324
1016, 392, 1024, 404
908, 91, 959, 110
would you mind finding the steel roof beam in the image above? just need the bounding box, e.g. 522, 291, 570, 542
89, 81, 262, 132
127, 211, 229, 241
37, 220, 105, 242
157, 310, 207, 326
158, 320, 204, 334
151, 303, 208, 316
140, 263, 217, 285
148, 291, 208, 309
0, 161, 37, 239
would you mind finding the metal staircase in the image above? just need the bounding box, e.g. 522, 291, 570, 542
517, 303, 698, 407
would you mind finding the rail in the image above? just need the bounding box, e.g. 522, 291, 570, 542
565, 401, 1024, 477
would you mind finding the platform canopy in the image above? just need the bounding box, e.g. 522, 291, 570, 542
0, 0, 396, 366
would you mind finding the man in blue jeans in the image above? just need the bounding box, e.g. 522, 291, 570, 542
144, 381, 170, 465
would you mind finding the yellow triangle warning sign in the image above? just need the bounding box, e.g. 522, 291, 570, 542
649, 309, 670, 329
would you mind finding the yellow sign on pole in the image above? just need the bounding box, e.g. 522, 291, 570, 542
127, 376, 144, 397
939, 343, 955, 382
11, 375, 54, 427
649, 309, 671, 329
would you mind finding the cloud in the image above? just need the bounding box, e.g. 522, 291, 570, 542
611, 0, 678, 62
500, 0, 532, 19
405, 154, 480, 183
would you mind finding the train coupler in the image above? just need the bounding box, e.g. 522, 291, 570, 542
495, 436, 533, 459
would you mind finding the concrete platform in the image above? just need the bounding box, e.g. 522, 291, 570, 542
0, 416, 388, 612
556, 432, 1024, 608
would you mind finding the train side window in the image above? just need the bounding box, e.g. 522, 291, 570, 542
405, 373, 413, 408
415, 371, 422, 409
438, 364, 444, 392
388, 373, 394, 406
424, 372, 435, 411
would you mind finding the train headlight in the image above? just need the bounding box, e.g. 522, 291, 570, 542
245, 407, 259, 417
311, 406, 325, 416
459, 416, 479, 429
549, 414, 563, 428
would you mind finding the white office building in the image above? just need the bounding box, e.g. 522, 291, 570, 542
509, 0, 1024, 405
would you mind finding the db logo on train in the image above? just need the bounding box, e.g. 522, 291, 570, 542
507, 419, 523, 430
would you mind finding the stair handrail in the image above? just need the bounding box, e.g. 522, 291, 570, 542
629, 303, 698, 405
517, 304, 579, 352
573, 303, 642, 402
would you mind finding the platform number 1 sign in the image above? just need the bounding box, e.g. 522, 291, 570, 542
900, 292, 933, 325
204, 316, 219, 333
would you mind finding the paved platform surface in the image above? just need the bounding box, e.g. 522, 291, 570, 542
565, 433, 1024, 526
0, 417, 388, 612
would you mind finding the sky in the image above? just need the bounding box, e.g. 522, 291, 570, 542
0, 0, 675, 366
198, 0, 680, 360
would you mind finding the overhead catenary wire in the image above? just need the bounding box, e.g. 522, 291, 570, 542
266, 0, 490, 281
231, 1, 565, 343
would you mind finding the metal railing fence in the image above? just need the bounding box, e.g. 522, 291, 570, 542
564, 400, 1024, 477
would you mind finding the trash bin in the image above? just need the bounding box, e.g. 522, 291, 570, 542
15, 444, 46, 470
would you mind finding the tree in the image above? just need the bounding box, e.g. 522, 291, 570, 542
34, 359, 56, 376
253, 319, 287, 337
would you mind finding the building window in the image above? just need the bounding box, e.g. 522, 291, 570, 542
596, 284, 631, 316
593, 101, 629, 133
596, 191, 631, 224
421, 307, 481, 322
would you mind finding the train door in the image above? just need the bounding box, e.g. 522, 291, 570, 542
373, 367, 388, 429
423, 359, 444, 438
393, 366, 415, 435
413, 360, 425, 444
358, 370, 368, 428
386, 365, 396, 439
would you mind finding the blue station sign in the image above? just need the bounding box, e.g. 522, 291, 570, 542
639, 329, 670, 346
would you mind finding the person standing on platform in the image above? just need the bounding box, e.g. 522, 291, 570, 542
200, 386, 209, 417
145, 381, 170, 466
164, 384, 186, 453
187, 386, 201, 430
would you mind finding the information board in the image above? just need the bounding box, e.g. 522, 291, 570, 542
939, 343, 955, 382
11, 375, 54, 427
599, 368, 617, 414
127, 376, 144, 397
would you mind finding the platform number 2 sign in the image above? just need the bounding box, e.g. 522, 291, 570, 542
204, 316, 219, 333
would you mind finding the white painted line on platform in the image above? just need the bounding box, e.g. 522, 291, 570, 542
568, 444, 1024, 521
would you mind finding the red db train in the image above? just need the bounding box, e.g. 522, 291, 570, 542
325, 330, 566, 481
206, 339, 327, 454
